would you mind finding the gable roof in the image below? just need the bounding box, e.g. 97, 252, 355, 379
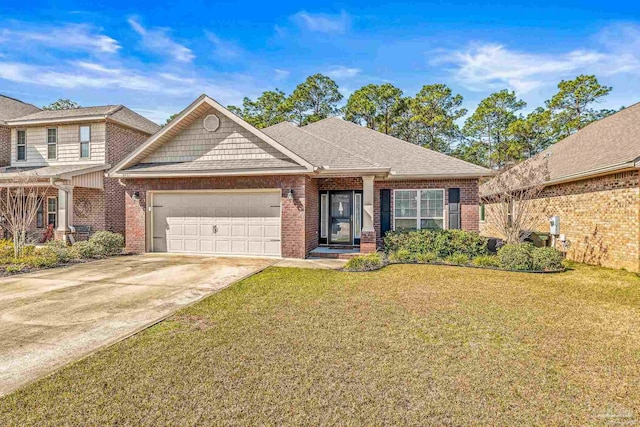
6, 105, 160, 135
481, 102, 640, 196
109, 94, 314, 177
0, 95, 41, 124
297, 117, 492, 178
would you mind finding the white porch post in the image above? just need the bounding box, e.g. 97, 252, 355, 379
361, 175, 376, 253
56, 186, 74, 233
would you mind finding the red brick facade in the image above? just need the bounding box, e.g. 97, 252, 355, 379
104, 123, 151, 235
481, 171, 640, 272
0, 125, 10, 167
123, 174, 481, 258
123, 175, 308, 257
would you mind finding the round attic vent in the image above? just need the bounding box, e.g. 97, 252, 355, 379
203, 114, 220, 132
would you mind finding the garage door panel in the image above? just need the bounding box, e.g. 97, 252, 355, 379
153, 191, 281, 257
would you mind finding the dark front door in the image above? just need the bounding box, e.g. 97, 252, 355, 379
330, 191, 352, 244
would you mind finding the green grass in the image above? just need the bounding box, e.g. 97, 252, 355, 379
2, 262, 640, 425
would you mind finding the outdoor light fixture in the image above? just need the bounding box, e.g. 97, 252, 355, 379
132, 191, 140, 201
287, 189, 294, 200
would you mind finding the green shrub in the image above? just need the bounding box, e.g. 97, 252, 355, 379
45, 240, 79, 263
22, 245, 36, 257
0, 239, 14, 258
472, 255, 502, 268
6, 264, 25, 273
446, 253, 470, 265
89, 231, 125, 256
22, 247, 59, 268
344, 252, 385, 272
532, 247, 564, 271
498, 243, 534, 271
415, 252, 437, 263
388, 249, 414, 263
384, 229, 488, 259
73, 241, 99, 259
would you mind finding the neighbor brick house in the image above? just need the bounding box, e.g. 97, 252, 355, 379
0, 95, 41, 166
0, 100, 160, 241
109, 95, 491, 258
480, 102, 640, 271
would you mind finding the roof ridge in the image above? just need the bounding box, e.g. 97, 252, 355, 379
295, 123, 383, 168
105, 105, 125, 116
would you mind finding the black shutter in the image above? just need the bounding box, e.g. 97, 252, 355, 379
448, 188, 461, 229
381, 189, 392, 236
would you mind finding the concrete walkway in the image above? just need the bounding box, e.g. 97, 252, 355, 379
0, 254, 273, 397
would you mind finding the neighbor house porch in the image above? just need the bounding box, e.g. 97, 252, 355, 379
0, 164, 110, 242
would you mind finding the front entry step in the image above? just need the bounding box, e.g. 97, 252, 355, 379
309, 246, 362, 260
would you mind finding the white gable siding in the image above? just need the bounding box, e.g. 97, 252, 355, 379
11, 123, 106, 167
142, 108, 290, 164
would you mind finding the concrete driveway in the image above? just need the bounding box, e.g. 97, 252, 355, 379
0, 254, 273, 396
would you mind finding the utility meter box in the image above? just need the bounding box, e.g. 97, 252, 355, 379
550, 216, 560, 235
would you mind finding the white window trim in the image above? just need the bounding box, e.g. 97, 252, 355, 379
392, 189, 447, 231
16, 129, 27, 162
320, 193, 328, 239
47, 127, 57, 160
47, 196, 58, 228
80, 125, 91, 159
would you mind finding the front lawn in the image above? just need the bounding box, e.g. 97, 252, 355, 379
2, 263, 640, 425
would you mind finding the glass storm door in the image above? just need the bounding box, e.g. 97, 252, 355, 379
330, 191, 352, 244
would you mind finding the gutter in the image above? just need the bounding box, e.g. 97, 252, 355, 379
388, 171, 494, 180
109, 167, 309, 179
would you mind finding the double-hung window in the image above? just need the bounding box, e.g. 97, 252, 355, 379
80, 125, 91, 158
47, 128, 57, 160
47, 197, 58, 228
37, 201, 44, 228
394, 189, 445, 231
16, 130, 26, 161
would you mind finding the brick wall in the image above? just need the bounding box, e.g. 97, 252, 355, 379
122, 175, 308, 257
481, 171, 640, 272
305, 176, 319, 254
104, 123, 151, 235
0, 125, 10, 167
73, 187, 106, 237
315, 177, 480, 246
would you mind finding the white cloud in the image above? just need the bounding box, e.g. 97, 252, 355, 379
205, 32, 242, 60
274, 69, 290, 80
433, 24, 640, 94
0, 23, 120, 53
128, 17, 194, 63
291, 10, 350, 34
325, 65, 361, 79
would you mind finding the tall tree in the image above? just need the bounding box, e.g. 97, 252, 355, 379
42, 99, 80, 110
506, 108, 553, 160
241, 90, 292, 129
288, 74, 343, 126
410, 84, 467, 153
344, 83, 403, 133
463, 90, 526, 168
546, 74, 613, 139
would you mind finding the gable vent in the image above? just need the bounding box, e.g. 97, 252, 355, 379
203, 114, 220, 132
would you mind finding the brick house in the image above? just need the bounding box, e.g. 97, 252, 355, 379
0, 100, 160, 241
0, 95, 41, 166
480, 102, 640, 271
109, 94, 491, 258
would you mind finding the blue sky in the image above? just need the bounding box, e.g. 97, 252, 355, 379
1, 1, 639, 123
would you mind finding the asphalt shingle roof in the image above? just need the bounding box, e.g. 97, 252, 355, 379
0, 95, 41, 123
8, 105, 160, 135
481, 102, 640, 195
264, 117, 491, 177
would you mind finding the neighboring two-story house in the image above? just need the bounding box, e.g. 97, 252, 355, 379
0, 100, 160, 241
0, 95, 41, 167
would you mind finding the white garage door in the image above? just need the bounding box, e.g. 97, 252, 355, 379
151, 191, 281, 257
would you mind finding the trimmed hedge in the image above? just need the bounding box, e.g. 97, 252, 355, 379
89, 231, 125, 256
533, 247, 564, 271
384, 229, 488, 259
498, 243, 534, 271
344, 252, 386, 272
